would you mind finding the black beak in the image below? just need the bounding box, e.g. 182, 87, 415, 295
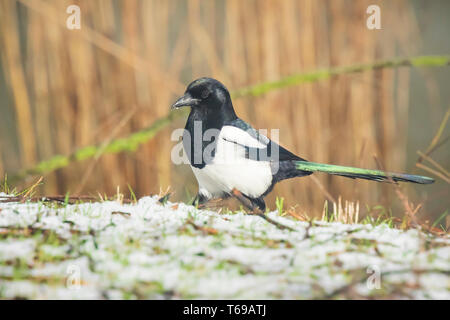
171, 93, 200, 110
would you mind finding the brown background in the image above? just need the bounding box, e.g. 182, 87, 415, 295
0, 0, 448, 221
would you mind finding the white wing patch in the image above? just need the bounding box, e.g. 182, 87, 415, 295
220, 126, 269, 149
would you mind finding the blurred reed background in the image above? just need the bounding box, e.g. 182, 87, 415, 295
0, 0, 448, 221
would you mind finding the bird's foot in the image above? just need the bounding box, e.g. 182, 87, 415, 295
231, 188, 295, 232
192, 194, 229, 210
230, 189, 263, 213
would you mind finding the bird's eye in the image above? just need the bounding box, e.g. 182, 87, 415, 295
201, 89, 210, 99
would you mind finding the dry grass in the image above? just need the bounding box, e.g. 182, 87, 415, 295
0, 0, 447, 221
321, 197, 360, 225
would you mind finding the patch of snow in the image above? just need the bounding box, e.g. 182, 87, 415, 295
0, 196, 448, 299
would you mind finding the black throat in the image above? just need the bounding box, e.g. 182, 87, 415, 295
183, 99, 237, 168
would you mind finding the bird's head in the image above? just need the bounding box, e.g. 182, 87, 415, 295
171, 78, 236, 119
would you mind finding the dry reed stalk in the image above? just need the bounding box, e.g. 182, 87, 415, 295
328, 196, 360, 224
417, 151, 449, 179
0, 0, 37, 166
17, 0, 184, 94
28, 13, 58, 193
0, 141, 4, 179
416, 163, 450, 184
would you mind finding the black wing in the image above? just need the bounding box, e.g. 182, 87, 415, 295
224, 119, 308, 162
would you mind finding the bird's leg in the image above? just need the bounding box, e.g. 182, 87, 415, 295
191, 194, 203, 207
231, 188, 295, 231
230, 189, 259, 212
230, 189, 266, 211
192, 194, 228, 209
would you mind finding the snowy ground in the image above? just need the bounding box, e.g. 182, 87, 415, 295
0, 192, 448, 299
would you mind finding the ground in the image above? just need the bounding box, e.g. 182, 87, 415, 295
0, 193, 448, 299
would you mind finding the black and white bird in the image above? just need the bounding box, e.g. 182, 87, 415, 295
171, 77, 434, 211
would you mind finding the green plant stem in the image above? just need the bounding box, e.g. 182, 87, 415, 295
232, 55, 450, 98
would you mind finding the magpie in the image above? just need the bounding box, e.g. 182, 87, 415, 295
171, 77, 434, 211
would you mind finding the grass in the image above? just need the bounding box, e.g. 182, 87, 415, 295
320, 197, 360, 225
127, 184, 137, 204
1, 193, 448, 299
275, 196, 285, 216
0, 192, 445, 299
2, 175, 447, 233
431, 210, 449, 233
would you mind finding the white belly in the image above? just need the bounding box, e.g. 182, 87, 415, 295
190, 127, 273, 199
191, 161, 272, 199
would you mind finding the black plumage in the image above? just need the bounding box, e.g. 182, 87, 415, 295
171, 77, 434, 211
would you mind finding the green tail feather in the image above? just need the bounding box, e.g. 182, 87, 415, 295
295, 161, 434, 184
